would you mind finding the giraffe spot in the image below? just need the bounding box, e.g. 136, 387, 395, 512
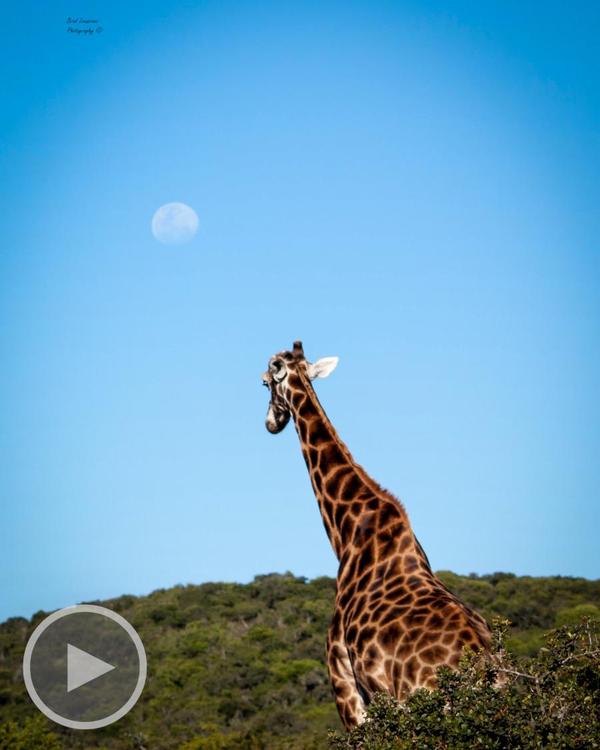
378, 502, 400, 529
428, 613, 445, 629
326, 467, 351, 498
309, 447, 318, 465
366, 643, 381, 660
299, 397, 318, 418
404, 555, 419, 573
351, 501, 362, 515
354, 514, 376, 546
291, 391, 306, 409
386, 557, 403, 577
310, 421, 333, 446
341, 514, 354, 540
298, 419, 308, 441
405, 612, 428, 626
346, 624, 358, 644
442, 631, 456, 645
356, 626, 376, 649
407, 575, 422, 589
338, 583, 356, 610
319, 444, 345, 473
459, 628, 474, 642
339, 472, 361, 501
405, 655, 419, 683
357, 542, 374, 572
378, 529, 396, 557
420, 645, 449, 664
379, 622, 401, 651
396, 642, 411, 660
398, 534, 412, 552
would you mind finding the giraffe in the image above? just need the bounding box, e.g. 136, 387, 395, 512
262, 341, 491, 729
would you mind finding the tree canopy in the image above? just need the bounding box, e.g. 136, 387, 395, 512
0, 572, 598, 749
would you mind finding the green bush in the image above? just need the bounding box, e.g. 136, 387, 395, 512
555, 603, 600, 627
0, 715, 61, 750
329, 618, 600, 750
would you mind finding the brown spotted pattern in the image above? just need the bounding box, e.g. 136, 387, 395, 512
263, 341, 491, 729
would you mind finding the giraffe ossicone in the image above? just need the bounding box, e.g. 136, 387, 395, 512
263, 340, 492, 730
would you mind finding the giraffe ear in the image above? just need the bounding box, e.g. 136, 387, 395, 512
306, 357, 339, 380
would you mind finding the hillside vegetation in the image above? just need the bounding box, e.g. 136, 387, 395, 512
0, 572, 599, 749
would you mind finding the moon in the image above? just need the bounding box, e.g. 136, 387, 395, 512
151, 202, 199, 245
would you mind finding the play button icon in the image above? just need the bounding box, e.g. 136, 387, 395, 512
23, 604, 147, 729
67, 644, 116, 692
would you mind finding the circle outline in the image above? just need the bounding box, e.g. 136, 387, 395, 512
23, 604, 147, 730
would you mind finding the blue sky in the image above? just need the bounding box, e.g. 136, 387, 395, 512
1, 1, 598, 621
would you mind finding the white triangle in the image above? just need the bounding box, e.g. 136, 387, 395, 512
67, 643, 116, 692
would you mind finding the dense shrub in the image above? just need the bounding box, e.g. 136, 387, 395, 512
329, 619, 600, 750
0, 715, 62, 750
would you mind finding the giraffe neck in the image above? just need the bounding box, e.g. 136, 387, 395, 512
286, 368, 410, 561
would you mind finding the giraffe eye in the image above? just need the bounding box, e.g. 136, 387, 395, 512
271, 359, 287, 382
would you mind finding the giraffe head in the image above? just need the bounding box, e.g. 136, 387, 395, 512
262, 340, 339, 434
